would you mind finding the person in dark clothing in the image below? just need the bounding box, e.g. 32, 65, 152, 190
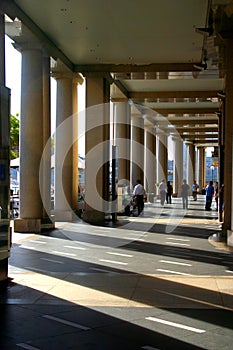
166, 181, 173, 204
192, 180, 199, 201
205, 181, 214, 211
214, 181, 219, 211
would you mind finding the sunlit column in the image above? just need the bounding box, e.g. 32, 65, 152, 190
18, 42, 44, 224
156, 132, 168, 186
173, 136, 183, 195
131, 111, 144, 187
113, 101, 131, 186
52, 61, 74, 220
72, 76, 83, 211
186, 142, 195, 189
42, 55, 52, 220
196, 146, 205, 190
144, 126, 156, 201
83, 74, 110, 223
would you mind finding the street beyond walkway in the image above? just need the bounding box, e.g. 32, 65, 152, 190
1, 195, 233, 349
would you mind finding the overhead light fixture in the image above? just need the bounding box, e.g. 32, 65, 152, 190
195, 27, 213, 36
217, 91, 226, 99
193, 62, 207, 70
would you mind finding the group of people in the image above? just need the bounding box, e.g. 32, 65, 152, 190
158, 178, 221, 211
158, 179, 173, 206
205, 180, 224, 212
158, 178, 190, 209
133, 177, 223, 215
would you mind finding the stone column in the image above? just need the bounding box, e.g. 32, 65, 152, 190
113, 101, 130, 186
0, 14, 5, 85
223, 39, 233, 240
72, 78, 80, 212
0, 13, 9, 281
173, 136, 183, 195
156, 132, 168, 186
42, 56, 52, 222
52, 61, 74, 221
196, 146, 205, 191
186, 142, 195, 188
144, 126, 156, 202
83, 74, 110, 223
131, 112, 144, 187
15, 41, 44, 232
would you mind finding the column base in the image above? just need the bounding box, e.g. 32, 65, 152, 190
147, 193, 155, 203
53, 210, 73, 222
0, 258, 8, 282
82, 210, 105, 224
14, 218, 41, 233
227, 230, 233, 247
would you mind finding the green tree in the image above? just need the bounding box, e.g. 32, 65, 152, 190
10, 114, 19, 160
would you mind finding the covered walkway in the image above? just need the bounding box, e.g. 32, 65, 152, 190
1, 195, 233, 349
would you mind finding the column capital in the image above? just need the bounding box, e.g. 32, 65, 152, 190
12, 25, 48, 54
144, 125, 156, 134
155, 128, 168, 137
131, 111, 144, 129
13, 38, 44, 53
172, 134, 183, 142
52, 60, 83, 83
185, 141, 194, 146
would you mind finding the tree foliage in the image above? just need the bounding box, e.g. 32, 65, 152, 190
10, 114, 19, 160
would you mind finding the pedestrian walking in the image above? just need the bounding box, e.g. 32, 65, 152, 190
158, 179, 166, 206
181, 179, 190, 209
214, 181, 219, 211
192, 180, 199, 201
133, 179, 146, 215
166, 181, 173, 204
205, 181, 214, 211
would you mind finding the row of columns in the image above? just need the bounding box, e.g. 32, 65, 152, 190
16, 56, 207, 229
10, 29, 208, 230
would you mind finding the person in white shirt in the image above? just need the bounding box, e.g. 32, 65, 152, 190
158, 179, 166, 206
133, 179, 146, 215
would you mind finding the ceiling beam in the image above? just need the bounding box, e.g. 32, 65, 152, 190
170, 120, 218, 125
156, 118, 218, 126
181, 135, 218, 140
151, 107, 219, 114
75, 63, 202, 73
179, 132, 218, 138
175, 126, 218, 132
193, 140, 218, 145
180, 137, 218, 142
129, 91, 219, 99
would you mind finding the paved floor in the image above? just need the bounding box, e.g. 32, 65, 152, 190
1, 195, 233, 349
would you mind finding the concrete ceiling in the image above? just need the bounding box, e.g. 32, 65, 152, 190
1, 0, 231, 146
13, 0, 208, 65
